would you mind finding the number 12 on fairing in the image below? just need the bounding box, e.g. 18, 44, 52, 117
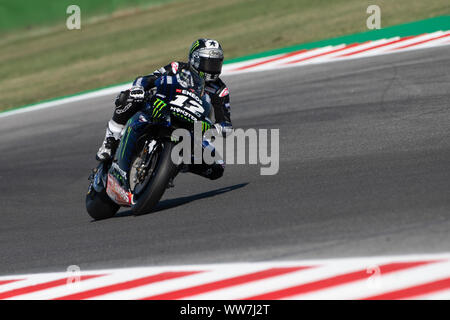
170, 95, 205, 114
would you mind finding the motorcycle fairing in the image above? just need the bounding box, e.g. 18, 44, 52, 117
114, 112, 152, 177
106, 173, 133, 206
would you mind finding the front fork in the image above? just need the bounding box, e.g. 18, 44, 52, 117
114, 111, 171, 177
115, 113, 148, 176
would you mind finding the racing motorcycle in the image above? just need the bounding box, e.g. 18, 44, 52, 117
86, 70, 214, 220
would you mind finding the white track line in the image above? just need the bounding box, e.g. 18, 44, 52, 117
0, 84, 129, 119
1, 31, 448, 120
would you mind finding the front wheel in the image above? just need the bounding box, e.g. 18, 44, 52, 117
131, 140, 178, 215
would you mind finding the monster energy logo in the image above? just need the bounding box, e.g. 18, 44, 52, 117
201, 121, 211, 133
152, 98, 167, 118
170, 106, 197, 121
190, 40, 200, 53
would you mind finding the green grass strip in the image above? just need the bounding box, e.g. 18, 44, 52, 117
225, 15, 450, 64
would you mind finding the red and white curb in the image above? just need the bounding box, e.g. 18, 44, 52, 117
223, 30, 450, 75
0, 31, 450, 118
1, 253, 449, 300
1, 30, 449, 119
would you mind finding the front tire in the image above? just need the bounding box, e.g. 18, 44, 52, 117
131, 140, 177, 215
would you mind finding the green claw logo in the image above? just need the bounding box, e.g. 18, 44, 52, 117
152, 98, 167, 118
190, 40, 200, 53
202, 121, 211, 133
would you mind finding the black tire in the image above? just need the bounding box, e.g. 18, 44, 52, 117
86, 186, 120, 220
132, 140, 177, 215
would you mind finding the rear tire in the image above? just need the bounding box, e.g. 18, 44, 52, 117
86, 187, 120, 220
132, 140, 177, 215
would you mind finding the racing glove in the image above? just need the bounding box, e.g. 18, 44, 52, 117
128, 85, 146, 103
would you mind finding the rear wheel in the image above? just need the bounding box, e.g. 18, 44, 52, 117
131, 140, 178, 215
86, 184, 120, 220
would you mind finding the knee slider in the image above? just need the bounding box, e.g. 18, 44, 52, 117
208, 163, 224, 180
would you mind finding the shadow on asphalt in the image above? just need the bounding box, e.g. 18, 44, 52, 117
114, 182, 249, 218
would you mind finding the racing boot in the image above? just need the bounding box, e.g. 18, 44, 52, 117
187, 160, 225, 180
96, 120, 124, 161
187, 139, 225, 180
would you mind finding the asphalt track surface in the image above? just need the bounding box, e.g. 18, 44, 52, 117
1, 45, 449, 276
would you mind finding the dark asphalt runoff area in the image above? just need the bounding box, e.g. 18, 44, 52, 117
1, 45, 449, 275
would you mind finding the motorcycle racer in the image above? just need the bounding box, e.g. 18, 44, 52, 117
96, 38, 232, 180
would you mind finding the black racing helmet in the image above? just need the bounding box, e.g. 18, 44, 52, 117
188, 38, 224, 82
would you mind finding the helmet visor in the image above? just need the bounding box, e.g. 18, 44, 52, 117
198, 57, 223, 75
